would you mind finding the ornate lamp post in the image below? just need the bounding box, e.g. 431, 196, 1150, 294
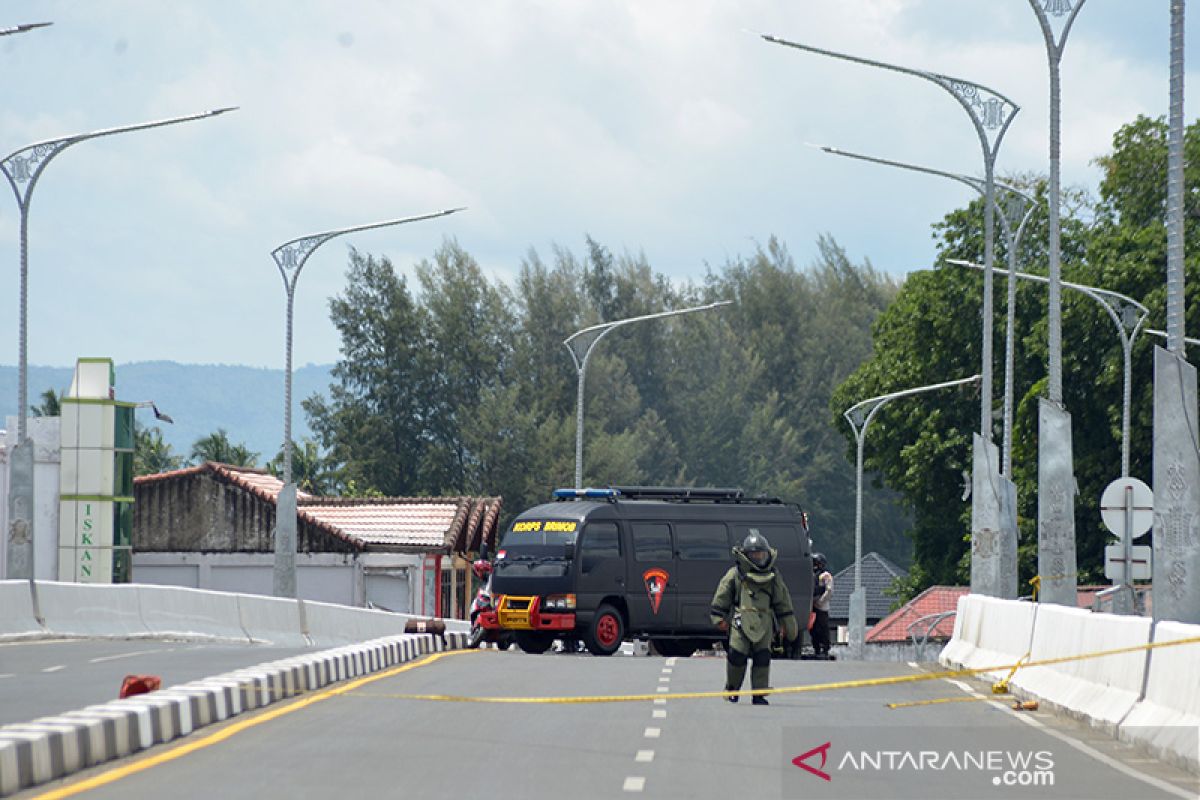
760, 33, 1019, 598
948, 259, 1149, 478
270, 208, 465, 598
1152, 0, 1199, 623
564, 301, 732, 490
2, 108, 236, 580
843, 375, 981, 654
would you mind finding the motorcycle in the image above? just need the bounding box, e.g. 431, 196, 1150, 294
468, 544, 513, 650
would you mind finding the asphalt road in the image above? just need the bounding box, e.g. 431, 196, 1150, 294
0, 639, 313, 726
20, 651, 1200, 800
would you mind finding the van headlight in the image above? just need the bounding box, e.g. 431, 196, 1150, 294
542, 594, 576, 611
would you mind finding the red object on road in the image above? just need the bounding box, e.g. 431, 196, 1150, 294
119, 674, 162, 699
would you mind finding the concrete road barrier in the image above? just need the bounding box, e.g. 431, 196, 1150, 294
959, 596, 1035, 680
236, 594, 309, 647
1011, 604, 1151, 733
938, 594, 979, 669
1119, 621, 1200, 774
36, 582, 150, 639
304, 599, 417, 647
137, 585, 250, 642
0, 581, 42, 640
0, 632, 464, 796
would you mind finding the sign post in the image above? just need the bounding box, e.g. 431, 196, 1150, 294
1099, 477, 1153, 614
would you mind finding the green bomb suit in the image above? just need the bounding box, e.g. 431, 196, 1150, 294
710, 547, 799, 698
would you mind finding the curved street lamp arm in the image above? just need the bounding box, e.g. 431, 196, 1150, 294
843, 374, 982, 435
562, 300, 733, 371
808, 143, 1036, 238
0, 107, 237, 211
759, 33, 1019, 160
947, 259, 1150, 322
0, 22, 52, 36
270, 207, 466, 294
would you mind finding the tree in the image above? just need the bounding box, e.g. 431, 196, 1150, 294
135, 424, 184, 475
29, 388, 61, 417
190, 428, 258, 467
267, 438, 339, 495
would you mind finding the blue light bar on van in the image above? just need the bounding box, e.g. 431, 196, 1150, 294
552, 488, 619, 500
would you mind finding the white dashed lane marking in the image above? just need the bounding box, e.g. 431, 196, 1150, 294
653, 698, 666, 705
623, 776, 646, 792
652, 709, 666, 719
644, 727, 661, 738
656, 686, 669, 693
635, 750, 655, 763
89, 648, 168, 664
41, 665, 65, 673
658, 676, 670, 683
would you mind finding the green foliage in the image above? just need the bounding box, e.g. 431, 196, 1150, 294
189, 428, 258, 468
29, 388, 61, 417
306, 236, 905, 568
266, 438, 340, 495
835, 113, 1200, 603
134, 424, 184, 476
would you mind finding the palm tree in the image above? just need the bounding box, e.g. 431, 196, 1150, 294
29, 388, 61, 417
189, 428, 259, 467
267, 438, 339, 495
134, 424, 184, 475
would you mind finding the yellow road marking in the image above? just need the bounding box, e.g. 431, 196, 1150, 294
29, 649, 477, 800
886, 695, 998, 709
346, 634, 1200, 705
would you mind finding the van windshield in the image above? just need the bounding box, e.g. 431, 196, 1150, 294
500, 520, 578, 550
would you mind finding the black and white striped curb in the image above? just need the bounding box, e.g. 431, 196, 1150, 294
0, 630, 467, 796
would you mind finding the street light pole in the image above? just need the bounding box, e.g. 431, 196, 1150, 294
810, 144, 1036, 477
843, 374, 981, 654
1028, 0, 1087, 608
564, 301, 732, 490
1153, 0, 1200, 624
270, 207, 465, 598
2, 107, 236, 580
948, 259, 1149, 478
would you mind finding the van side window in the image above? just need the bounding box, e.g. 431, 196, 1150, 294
731, 524, 802, 557
581, 522, 621, 574
631, 522, 672, 562
676, 522, 729, 560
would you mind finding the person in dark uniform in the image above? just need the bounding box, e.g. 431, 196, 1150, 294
811, 552, 833, 658
710, 531, 799, 705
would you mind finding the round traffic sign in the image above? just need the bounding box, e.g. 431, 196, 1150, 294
1100, 477, 1154, 539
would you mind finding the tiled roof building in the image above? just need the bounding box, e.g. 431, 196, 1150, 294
132, 462, 501, 617
827, 551, 906, 623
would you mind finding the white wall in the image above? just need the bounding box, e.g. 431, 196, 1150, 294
131, 551, 423, 610
1, 416, 61, 581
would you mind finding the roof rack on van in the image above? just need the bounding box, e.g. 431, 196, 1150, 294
610, 486, 784, 504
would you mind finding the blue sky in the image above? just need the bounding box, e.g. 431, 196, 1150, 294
0, 1, 1194, 368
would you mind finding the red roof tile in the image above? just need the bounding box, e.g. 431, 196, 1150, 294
135, 463, 500, 553
866, 586, 967, 643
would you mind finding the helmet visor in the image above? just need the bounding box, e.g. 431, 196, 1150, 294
747, 549, 770, 568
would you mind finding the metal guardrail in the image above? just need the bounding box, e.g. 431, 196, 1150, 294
907, 609, 957, 657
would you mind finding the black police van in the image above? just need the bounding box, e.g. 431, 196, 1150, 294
482, 486, 813, 656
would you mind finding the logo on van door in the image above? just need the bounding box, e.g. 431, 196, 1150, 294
642, 568, 669, 614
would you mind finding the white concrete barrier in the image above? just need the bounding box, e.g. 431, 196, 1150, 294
1011, 604, 1151, 733
1119, 621, 1200, 773
0, 581, 42, 639
958, 596, 1035, 679
304, 599, 412, 647
35, 582, 150, 638
137, 585, 249, 642
939, 594, 987, 669
236, 594, 309, 647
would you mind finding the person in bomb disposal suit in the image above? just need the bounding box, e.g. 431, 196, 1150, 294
710, 530, 799, 705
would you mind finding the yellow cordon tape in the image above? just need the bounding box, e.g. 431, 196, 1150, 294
350, 634, 1200, 705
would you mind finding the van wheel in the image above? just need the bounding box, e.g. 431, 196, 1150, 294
652, 639, 698, 658
585, 605, 625, 656
515, 632, 554, 654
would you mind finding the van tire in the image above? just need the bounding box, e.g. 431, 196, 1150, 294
651, 639, 698, 658
515, 632, 554, 654
584, 604, 625, 656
